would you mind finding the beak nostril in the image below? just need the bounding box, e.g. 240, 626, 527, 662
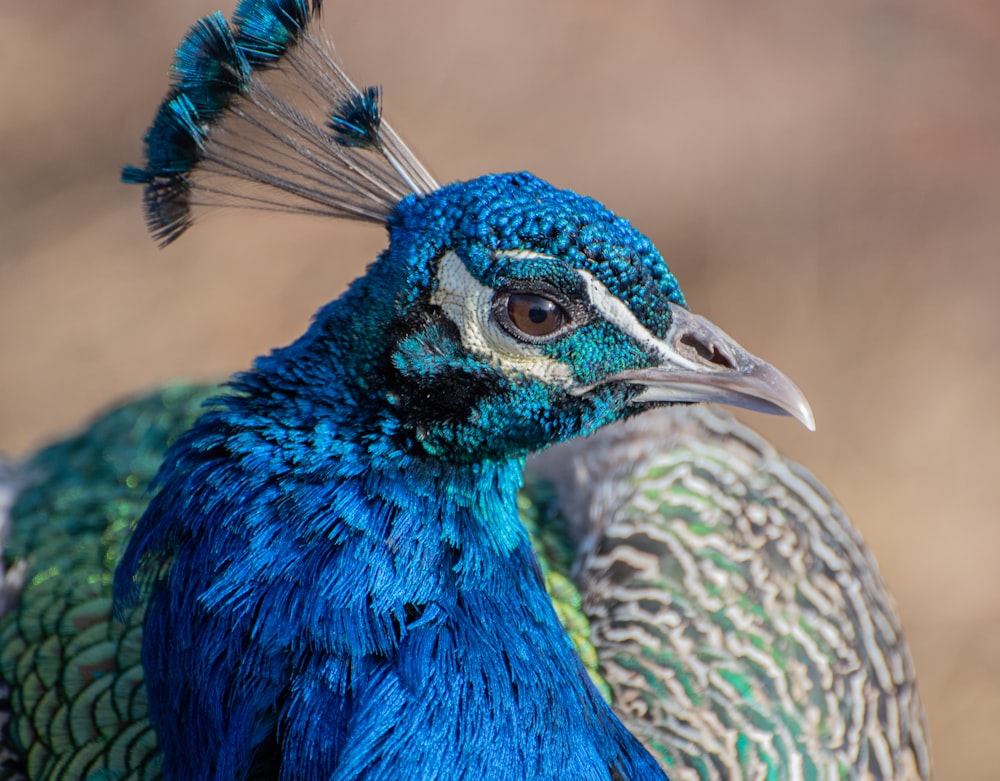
710, 345, 736, 370
680, 333, 736, 370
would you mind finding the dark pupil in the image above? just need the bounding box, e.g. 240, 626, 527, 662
507, 294, 564, 337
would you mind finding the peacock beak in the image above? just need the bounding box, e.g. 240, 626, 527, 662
592, 303, 815, 431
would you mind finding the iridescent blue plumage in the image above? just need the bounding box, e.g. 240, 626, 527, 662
114, 172, 679, 779
172, 13, 250, 115
120, 0, 423, 245
232, 0, 317, 66
119, 90, 203, 243
105, 1, 817, 779
121, 12, 254, 243
0, 0, 937, 777
328, 86, 383, 148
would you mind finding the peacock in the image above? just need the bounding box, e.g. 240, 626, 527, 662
0, 1, 931, 779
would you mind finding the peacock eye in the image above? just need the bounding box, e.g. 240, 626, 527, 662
506, 293, 566, 338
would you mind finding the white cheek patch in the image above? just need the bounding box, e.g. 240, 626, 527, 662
430, 251, 573, 385
576, 270, 703, 372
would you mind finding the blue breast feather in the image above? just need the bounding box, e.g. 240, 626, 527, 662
113, 297, 664, 779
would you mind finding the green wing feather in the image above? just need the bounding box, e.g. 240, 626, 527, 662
530, 406, 932, 781
0, 386, 217, 781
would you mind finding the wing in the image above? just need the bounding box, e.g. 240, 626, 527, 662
0, 386, 216, 781
528, 405, 931, 781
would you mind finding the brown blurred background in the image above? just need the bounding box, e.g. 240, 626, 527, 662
2, 0, 998, 776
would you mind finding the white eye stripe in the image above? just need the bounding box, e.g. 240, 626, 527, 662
495, 253, 687, 366
429, 250, 697, 387
494, 249, 558, 261
430, 251, 573, 384
575, 270, 703, 372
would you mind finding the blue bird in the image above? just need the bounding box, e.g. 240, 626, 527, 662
0, 1, 930, 780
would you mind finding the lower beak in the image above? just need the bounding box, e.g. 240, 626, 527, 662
589, 303, 815, 431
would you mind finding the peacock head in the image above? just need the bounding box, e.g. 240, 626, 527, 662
306, 171, 809, 461
124, 0, 813, 463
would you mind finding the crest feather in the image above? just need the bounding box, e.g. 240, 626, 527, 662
123, 0, 438, 245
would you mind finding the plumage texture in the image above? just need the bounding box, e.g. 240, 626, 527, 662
107, 177, 683, 781
121, 0, 436, 244
0, 386, 604, 781
0, 391, 931, 781
0, 0, 931, 778
531, 407, 931, 780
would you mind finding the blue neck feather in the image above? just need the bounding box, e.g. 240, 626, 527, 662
114, 173, 670, 779
116, 300, 665, 781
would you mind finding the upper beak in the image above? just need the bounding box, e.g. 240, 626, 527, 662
585, 303, 815, 431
